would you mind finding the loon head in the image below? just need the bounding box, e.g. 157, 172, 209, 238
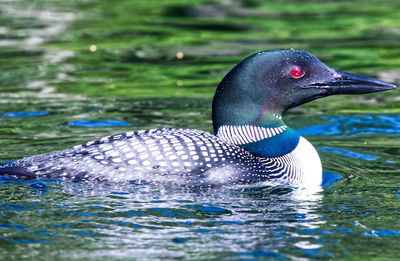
212, 49, 396, 132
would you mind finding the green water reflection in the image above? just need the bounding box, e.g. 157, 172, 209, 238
0, 0, 399, 260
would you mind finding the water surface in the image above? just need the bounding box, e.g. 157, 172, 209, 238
0, 0, 399, 260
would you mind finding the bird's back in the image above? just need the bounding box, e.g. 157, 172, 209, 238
1, 128, 271, 186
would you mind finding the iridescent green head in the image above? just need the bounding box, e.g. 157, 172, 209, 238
212, 49, 396, 133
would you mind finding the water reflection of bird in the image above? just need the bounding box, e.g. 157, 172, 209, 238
0, 49, 396, 187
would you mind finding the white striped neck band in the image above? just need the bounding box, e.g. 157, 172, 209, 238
216, 125, 287, 145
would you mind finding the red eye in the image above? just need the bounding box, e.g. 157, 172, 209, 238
291, 66, 303, 78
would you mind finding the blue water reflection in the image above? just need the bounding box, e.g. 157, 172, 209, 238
68, 120, 131, 127
1, 111, 48, 117
318, 147, 379, 161
298, 114, 400, 137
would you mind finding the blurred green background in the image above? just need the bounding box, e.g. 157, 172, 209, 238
1, 0, 399, 100
1, 1, 400, 260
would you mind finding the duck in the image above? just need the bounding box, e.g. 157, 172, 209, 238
0, 49, 396, 187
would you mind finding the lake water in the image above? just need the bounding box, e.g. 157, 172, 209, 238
0, 0, 399, 260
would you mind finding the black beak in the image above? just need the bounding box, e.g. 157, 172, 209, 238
307, 69, 397, 95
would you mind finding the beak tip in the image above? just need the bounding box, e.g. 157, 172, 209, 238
380, 82, 397, 91
333, 70, 398, 94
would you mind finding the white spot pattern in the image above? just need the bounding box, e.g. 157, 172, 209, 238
8, 127, 321, 186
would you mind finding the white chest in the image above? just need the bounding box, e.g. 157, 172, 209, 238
286, 136, 323, 187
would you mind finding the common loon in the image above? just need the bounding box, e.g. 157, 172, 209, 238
0, 49, 396, 187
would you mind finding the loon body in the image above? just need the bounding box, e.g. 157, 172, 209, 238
0, 49, 396, 187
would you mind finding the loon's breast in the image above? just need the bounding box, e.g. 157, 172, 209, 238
2, 128, 321, 187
